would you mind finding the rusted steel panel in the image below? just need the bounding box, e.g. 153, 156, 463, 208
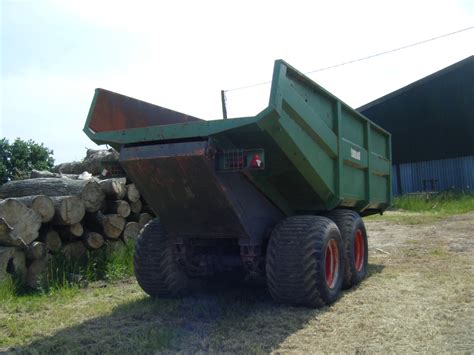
88, 88, 202, 133
119, 141, 247, 238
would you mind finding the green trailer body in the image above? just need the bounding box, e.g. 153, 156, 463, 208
85, 60, 391, 217
84, 60, 391, 305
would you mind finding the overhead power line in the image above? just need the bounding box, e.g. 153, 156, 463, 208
224, 26, 474, 92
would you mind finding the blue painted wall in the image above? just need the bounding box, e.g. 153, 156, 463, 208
392, 155, 474, 195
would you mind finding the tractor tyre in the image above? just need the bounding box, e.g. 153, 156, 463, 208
266, 216, 344, 307
134, 219, 189, 297
324, 209, 368, 288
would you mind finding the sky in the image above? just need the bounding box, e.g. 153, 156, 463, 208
1, 0, 473, 164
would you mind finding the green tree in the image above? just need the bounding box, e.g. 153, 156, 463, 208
0, 138, 54, 183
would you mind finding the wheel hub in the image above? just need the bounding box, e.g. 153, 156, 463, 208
354, 229, 365, 272
324, 239, 340, 288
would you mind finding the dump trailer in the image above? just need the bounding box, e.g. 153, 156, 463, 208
84, 60, 391, 307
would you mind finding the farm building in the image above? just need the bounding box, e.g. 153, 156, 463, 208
358, 56, 474, 195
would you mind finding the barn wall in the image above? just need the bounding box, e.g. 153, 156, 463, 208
392, 155, 474, 195
358, 56, 474, 165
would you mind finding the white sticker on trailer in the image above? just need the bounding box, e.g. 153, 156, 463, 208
351, 148, 361, 160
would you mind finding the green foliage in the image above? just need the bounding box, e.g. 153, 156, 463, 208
393, 191, 474, 215
82, 240, 135, 282
102, 240, 135, 280
0, 276, 17, 300
1, 241, 136, 299
47, 240, 136, 291
0, 137, 54, 183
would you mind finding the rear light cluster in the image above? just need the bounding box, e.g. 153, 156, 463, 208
216, 149, 265, 172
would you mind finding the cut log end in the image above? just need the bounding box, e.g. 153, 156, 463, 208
26, 241, 47, 260
140, 214, 153, 228
102, 200, 130, 218
11, 249, 27, 278
69, 223, 84, 237
56, 223, 84, 240
31, 195, 55, 223
129, 212, 153, 228
122, 222, 141, 243
0, 217, 22, 247
126, 184, 140, 203
83, 232, 104, 249
26, 256, 49, 289
129, 200, 142, 214
51, 196, 85, 225
61, 242, 87, 264
40, 229, 62, 253
10, 195, 55, 223
99, 179, 126, 200
103, 215, 126, 239
81, 180, 105, 212
86, 212, 125, 239
0, 199, 41, 245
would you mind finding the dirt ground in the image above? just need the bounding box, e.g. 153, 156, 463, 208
273, 212, 474, 353
2, 211, 474, 353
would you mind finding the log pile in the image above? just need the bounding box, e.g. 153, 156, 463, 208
0, 176, 154, 289
52, 148, 122, 176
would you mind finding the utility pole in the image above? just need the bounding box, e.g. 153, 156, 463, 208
220, 90, 228, 119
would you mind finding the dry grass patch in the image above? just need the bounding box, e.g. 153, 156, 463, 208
1, 212, 473, 353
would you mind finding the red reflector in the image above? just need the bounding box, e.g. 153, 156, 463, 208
250, 154, 262, 168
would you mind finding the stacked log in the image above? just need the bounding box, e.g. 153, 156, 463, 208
53, 148, 120, 176
0, 177, 155, 289
0, 199, 42, 246
0, 178, 105, 212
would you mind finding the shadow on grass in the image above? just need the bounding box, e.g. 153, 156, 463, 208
11, 264, 384, 354
367, 263, 385, 277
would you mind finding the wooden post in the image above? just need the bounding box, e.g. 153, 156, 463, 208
221, 90, 228, 119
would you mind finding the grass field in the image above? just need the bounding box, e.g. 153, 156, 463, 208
1, 203, 473, 353
0, 240, 135, 300
367, 192, 474, 224
393, 191, 474, 214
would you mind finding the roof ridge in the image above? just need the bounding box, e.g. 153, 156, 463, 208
357, 55, 474, 112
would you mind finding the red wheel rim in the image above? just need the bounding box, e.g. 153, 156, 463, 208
354, 229, 365, 272
325, 239, 340, 288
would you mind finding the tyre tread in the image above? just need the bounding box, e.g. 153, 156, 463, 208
266, 216, 343, 307
323, 209, 368, 288
134, 219, 189, 297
